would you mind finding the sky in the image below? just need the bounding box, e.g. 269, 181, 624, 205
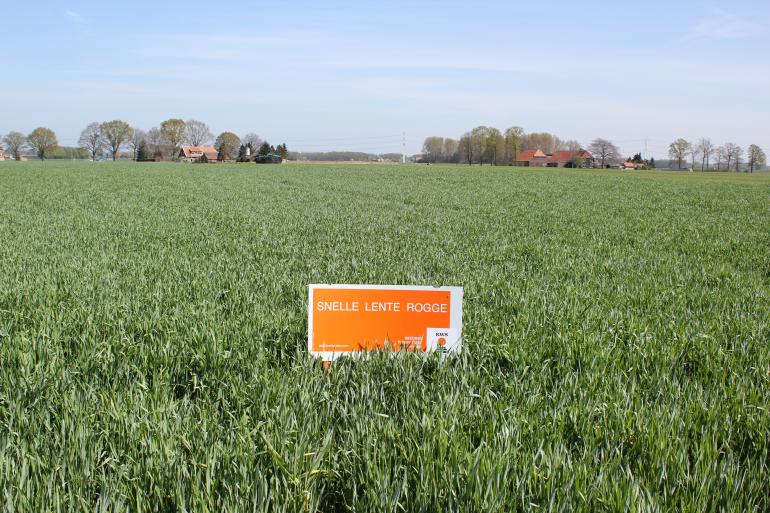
1, 0, 769, 157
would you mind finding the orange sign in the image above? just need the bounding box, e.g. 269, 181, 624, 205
308, 285, 463, 361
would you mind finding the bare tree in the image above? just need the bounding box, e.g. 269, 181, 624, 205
442, 138, 459, 163
747, 144, 766, 173
185, 120, 213, 146
146, 127, 163, 156
521, 132, 563, 154
668, 139, 691, 169
458, 133, 472, 164
696, 138, 715, 171
242, 133, 263, 151
588, 138, 621, 168
128, 128, 146, 161
78, 122, 106, 161
2, 131, 27, 160
722, 143, 738, 171
422, 137, 444, 163
733, 146, 744, 172
715, 146, 727, 171
100, 120, 133, 161
27, 127, 58, 160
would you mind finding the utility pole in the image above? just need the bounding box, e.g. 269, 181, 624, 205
402, 132, 406, 164
644, 137, 648, 161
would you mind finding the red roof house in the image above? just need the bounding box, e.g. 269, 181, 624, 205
179, 146, 220, 162
514, 149, 548, 166
548, 149, 593, 167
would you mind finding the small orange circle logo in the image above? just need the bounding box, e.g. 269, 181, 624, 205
438, 337, 447, 346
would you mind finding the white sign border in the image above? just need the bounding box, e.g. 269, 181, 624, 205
308, 284, 463, 361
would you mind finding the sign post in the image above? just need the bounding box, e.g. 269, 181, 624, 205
308, 284, 463, 362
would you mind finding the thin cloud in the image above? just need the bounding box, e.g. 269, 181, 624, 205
64, 10, 88, 24
685, 8, 760, 40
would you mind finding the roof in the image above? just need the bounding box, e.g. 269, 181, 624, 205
180, 145, 218, 158
517, 149, 547, 161
549, 150, 592, 163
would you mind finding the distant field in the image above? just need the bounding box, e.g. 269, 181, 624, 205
1, 161, 768, 512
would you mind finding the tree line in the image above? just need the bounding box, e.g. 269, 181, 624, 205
422, 126, 625, 167
668, 138, 766, 172
1, 119, 289, 162
422, 127, 766, 172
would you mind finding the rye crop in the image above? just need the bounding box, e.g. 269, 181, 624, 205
0, 161, 768, 512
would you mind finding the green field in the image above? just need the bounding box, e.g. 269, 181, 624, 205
1, 161, 768, 512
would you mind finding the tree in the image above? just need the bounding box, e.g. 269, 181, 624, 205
503, 126, 524, 164
521, 132, 563, 154
257, 142, 272, 156
214, 132, 241, 160
715, 146, 727, 171
564, 140, 582, 152
27, 127, 58, 160
732, 146, 744, 172
485, 128, 503, 165
146, 127, 163, 156
78, 122, 106, 161
242, 133, 262, 151
277, 143, 289, 160
668, 139, 691, 169
649, 157, 656, 169
588, 138, 621, 168
137, 141, 149, 161
470, 126, 490, 164
722, 143, 739, 171
422, 136, 444, 163
185, 119, 213, 146
696, 138, 714, 171
99, 120, 133, 161
2, 131, 27, 160
237, 144, 248, 161
129, 128, 146, 161
443, 138, 459, 163
747, 144, 766, 173
160, 118, 187, 159
458, 132, 473, 164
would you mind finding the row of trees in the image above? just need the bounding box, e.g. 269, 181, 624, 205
422, 126, 586, 165
422, 127, 625, 167
2, 119, 288, 162
668, 139, 766, 172
2, 128, 60, 160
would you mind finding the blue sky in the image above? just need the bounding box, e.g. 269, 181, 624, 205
1, 0, 768, 157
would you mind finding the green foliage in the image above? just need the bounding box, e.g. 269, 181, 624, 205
26, 127, 58, 160
215, 132, 241, 161
45, 146, 90, 159
100, 120, 133, 161
136, 141, 149, 161
0, 162, 768, 512
258, 141, 272, 156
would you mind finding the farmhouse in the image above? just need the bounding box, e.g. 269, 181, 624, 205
179, 145, 219, 163
0, 149, 10, 161
515, 149, 594, 168
514, 149, 548, 167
